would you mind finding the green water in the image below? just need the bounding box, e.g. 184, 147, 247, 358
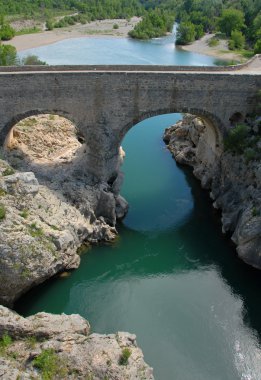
16, 114, 261, 380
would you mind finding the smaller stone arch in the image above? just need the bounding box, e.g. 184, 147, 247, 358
0, 109, 79, 148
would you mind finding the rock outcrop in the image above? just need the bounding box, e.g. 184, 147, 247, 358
0, 115, 128, 306
0, 306, 154, 379
163, 114, 261, 269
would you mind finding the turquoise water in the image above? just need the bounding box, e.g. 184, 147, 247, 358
18, 31, 219, 66
16, 35, 261, 380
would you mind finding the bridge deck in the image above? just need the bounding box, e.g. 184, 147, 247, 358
0, 54, 260, 75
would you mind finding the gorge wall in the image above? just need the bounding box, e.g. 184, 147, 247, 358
164, 115, 261, 269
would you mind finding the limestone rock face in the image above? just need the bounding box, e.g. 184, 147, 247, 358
0, 306, 154, 380
0, 159, 117, 306
163, 114, 261, 269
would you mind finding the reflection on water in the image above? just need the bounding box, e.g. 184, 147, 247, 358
16, 114, 261, 380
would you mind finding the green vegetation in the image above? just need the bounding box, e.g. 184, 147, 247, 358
0, 44, 17, 65
2, 167, 15, 176
19, 209, 29, 218
129, 9, 173, 39
224, 122, 261, 163
166, 0, 260, 54
224, 123, 249, 154
22, 55, 47, 65
0, 203, 6, 220
0, 333, 12, 354
252, 206, 260, 217
218, 9, 245, 37
0, 0, 259, 53
0, 0, 143, 21
32, 348, 68, 380
229, 30, 245, 50
118, 347, 131, 365
176, 21, 195, 45
208, 37, 219, 47
113, 23, 119, 29
16, 26, 41, 35
28, 222, 44, 237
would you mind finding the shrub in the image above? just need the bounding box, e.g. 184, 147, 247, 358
119, 348, 131, 365
244, 147, 259, 163
208, 37, 219, 47
254, 39, 261, 54
33, 349, 67, 380
0, 204, 6, 220
2, 167, 15, 176
22, 55, 47, 65
252, 207, 260, 217
0, 23, 15, 41
113, 23, 119, 29
0, 333, 12, 354
229, 30, 245, 50
224, 123, 248, 154
0, 44, 18, 66
46, 19, 54, 30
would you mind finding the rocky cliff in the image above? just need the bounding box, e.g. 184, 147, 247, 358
0, 115, 128, 306
0, 306, 154, 379
163, 114, 261, 269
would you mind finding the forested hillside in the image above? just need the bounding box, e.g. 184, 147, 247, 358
0, 0, 260, 52
142, 0, 261, 51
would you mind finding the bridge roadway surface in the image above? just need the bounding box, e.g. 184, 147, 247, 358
0, 54, 260, 74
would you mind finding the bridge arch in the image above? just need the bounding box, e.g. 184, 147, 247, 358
119, 107, 223, 147
1, 109, 80, 148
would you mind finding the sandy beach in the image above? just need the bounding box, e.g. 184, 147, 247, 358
4, 19, 246, 62
3, 17, 141, 52
180, 33, 245, 62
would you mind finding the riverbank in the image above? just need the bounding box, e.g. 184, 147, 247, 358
3, 17, 141, 52
180, 33, 247, 62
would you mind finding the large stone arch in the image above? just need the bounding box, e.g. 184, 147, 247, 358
102, 107, 224, 185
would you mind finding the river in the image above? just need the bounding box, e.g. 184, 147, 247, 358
16, 32, 261, 380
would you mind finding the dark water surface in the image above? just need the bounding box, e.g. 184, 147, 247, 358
16, 35, 261, 380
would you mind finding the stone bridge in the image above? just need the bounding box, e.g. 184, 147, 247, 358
0, 56, 260, 183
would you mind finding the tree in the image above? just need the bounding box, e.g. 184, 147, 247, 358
0, 23, 15, 41
254, 39, 261, 53
176, 21, 196, 45
0, 44, 18, 65
229, 30, 245, 50
218, 9, 245, 37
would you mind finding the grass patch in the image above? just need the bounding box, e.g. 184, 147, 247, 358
0, 333, 12, 355
16, 27, 41, 35
119, 348, 131, 365
0, 203, 6, 220
20, 209, 29, 218
32, 349, 68, 380
0, 188, 6, 197
28, 222, 44, 237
